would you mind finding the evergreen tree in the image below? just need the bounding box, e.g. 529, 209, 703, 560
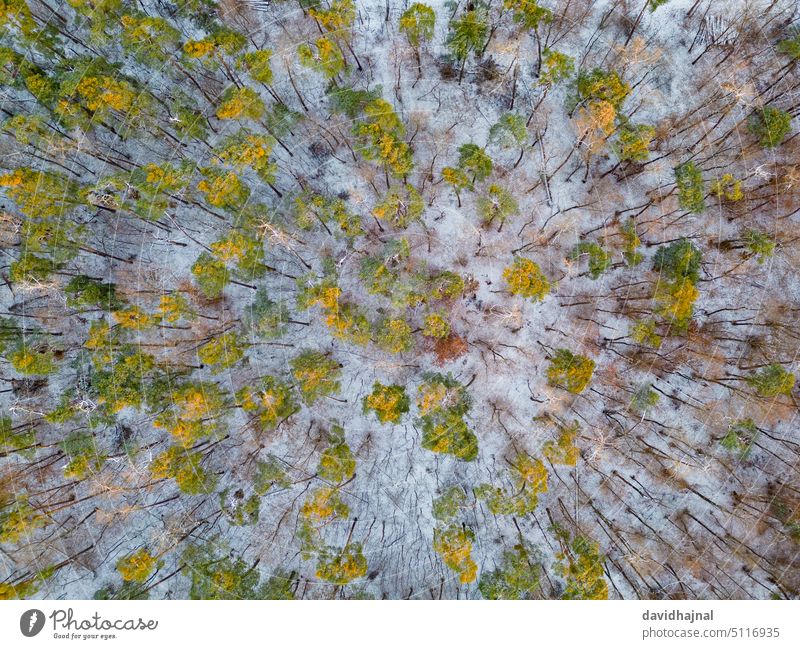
399, 3, 436, 48
747, 364, 795, 398
417, 374, 477, 461
570, 241, 611, 279
363, 382, 410, 424
674, 162, 705, 213
503, 256, 551, 301
748, 105, 792, 148
545, 349, 595, 394
290, 350, 342, 404
446, 6, 489, 83
553, 526, 608, 600
479, 542, 540, 599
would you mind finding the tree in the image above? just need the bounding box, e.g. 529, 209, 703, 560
316, 544, 368, 585
574, 99, 616, 156
652, 239, 701, 331
197, 331, 247, 373
120, 13, 180, 66
363, 382, 410, 424
621, 219, 643, 266
720, 418, 758, 459
290, 350, 342, 404
574, 68, 630, 110
182, 544, 259, 599
475, 453, 548, 515
0, 416, 34, 459
628, 320, 661, 349
432, 486, 468, 521
569, 241, 611, 279
417, 373, 477, 461
545, 349, 595, 394
477, 184, 518, 228
93, 347, 162, 413
308, 0, 357, 34
674, 161, 705, 213
422, 312, 451, 339
777, 29, 800, 60
244, 289, 290, 339
150, 446, 217, 494
301, 487, 349, 524
456, 143, 493, 184
116, 549, 159, 583
220, 489, 260, 527
400, 0, 435, 79
191, 252, 230, 299
630, 384, 659, 415
55, 58, 152, 130
253, 455, 291, 495
505, 0, 552, 30
743, 230, 775, 264
553, 527, 608, 600
428, 271, 465, 301
747, 364, 795, 398
113, 305, 154, 331
298, 37, 346, 79
654, 278, 698, 331
433, 523, 477, 583
446, 6, 488, 83
441, 165, 471, 205
539, 48, 573, 85
352, 98, 414, 177
237, 49, 273, 84
258, 571, 296, 599
711, 173, 743, 202
183, 27, 246, 65
542, 421, 580, 466
197, 168, 250, 209
748, 106, 792, 148
399, 3, 435, 48
653, 238, 701, 283
293, 191, 362, 237
503, 256, 551, 301
615, 122, 655, 162
489, 113, 527, 149
318, 425, 356, 483
65, 275, 125, 311
0, 496, 46, 545
60, 430, 105, 479
372, 185, 423, 229
0, 168, 85, 281
326, 302, 372, 346
215, 131, 277, 183
328, 84, 381, 118
478, 542, 540, 599
154, 381, 229, 446
215, 86, 264, 121
9, 343, 55, 375
237, 377, 299, 430
373, 317, 414, 354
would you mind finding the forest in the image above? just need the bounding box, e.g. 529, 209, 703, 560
0, 0, 799, 600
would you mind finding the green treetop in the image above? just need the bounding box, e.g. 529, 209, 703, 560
545, 349, 595, 394
479, 542, 540, 599
290, 350, 342, 404
399, 3, 436, 48
747, 364, 795, 398
748, 105, 792, 148
363, 382, 410, 424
